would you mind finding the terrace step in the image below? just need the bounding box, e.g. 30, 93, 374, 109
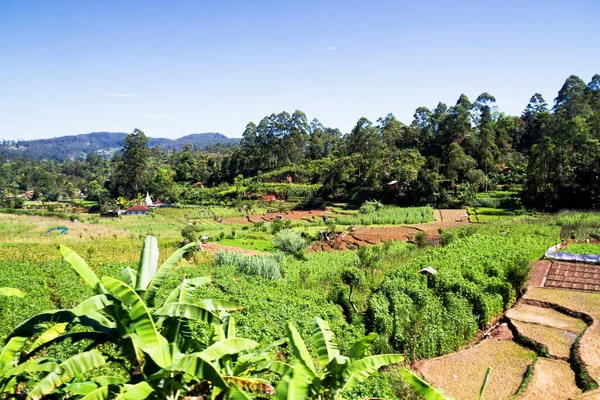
516, 358, 581, 400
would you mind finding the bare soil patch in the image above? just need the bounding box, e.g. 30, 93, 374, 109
516, 358, 581, 400
528, 260, 552, 287
417, 340, 536, 400
506, 303, 588, 332
512, 320, 579, 359
544, 261, 600, 292
524, 287, 600, 383
201, 242, 268, 256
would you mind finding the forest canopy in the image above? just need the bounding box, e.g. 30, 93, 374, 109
1, 73, 599, 211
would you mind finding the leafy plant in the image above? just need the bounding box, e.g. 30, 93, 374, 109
272, 229, 308, 259
341, 267, 363, 313
271, 318, 403, 399
4, 237, 257, 399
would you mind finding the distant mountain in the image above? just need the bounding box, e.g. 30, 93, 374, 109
0, 131, 240, 161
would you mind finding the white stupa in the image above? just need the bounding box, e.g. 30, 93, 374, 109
145, 192, 153, 207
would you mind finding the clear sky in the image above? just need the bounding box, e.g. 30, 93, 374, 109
1, 0, 599, 140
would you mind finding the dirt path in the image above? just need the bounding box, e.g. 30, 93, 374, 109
516, 358, 581, 400
223, 210, 325, 225
528, 260, 553, 287
201, 242, 267, 256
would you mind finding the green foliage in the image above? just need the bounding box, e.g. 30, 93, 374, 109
505, 258, 531, 297
563, 243, 600, 255
272, 229, 307, 259
439, 229, 456, 247
341, 267, 363, 289
181, 223, 203, 244
215, 250, 283, 280
368, 218, 559, 361
413, 232, 428, 248
335, 206, 434, 226
272, 318, 403, 399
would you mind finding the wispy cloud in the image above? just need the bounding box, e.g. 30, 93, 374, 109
100, 92, 139, 98
137, 113, 167, 119
327, 46, 337, 51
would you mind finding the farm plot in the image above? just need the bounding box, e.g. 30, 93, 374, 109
516, 358, 581, 400
544, 261, 600, 292
418, 339, 536, 400
524, 287, 600, 383
506, 303, 588, 333
224, 209, 326, 225
511, 320, 579, 358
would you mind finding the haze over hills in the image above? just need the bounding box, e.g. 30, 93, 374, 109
0, 131, 240, 161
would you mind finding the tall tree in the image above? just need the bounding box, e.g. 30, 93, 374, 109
112, 129, 150, 199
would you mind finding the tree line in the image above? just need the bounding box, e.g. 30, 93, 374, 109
1, 73, 599, 210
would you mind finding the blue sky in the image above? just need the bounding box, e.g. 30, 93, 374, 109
1, 0, 599, 140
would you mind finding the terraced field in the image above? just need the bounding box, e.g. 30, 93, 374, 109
516, 359, 582, 400
524, 287, 600, 384
544, 261, 600, 292
418, 339, 536, 400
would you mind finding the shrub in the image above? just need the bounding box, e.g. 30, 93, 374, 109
413, 232, 428, 248
214, 250, 282, 280
359, 200, 383, 214
181, 224, 202, 244
272, 229, 307, 258
439, 229, 456, 247
506, 257, 531, 297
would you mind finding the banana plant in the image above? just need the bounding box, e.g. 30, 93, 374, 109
5, 237, 248, 399
270, 318, 404, 400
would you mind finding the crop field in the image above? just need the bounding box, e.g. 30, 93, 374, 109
524, 287, 600, 383
506, 303, 588, 333
516, 358, 581, 400
563, 243, 600, 255
418, 339, 537, 400
511, 320, 579, 358
0, 206, 598, 399
544, 261, 600, 292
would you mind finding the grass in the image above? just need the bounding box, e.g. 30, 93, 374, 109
468, 207, 520, 222
333, 206, 434, 226
515, 359, 582, 400
507, 304, 588, 333
218, 238, 274, 252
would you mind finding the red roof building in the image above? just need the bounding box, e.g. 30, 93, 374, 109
126, 205, 149, 215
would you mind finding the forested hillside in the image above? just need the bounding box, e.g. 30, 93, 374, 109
1, 74, 599, 210
0, 131, 239, 161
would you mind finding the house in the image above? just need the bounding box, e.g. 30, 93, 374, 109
126, 205, 149, 215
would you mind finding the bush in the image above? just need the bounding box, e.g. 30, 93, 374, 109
439, 229, 456, 247
359, 200, 383, 214
273, 229, 308, 259
506, 258, 531, 297
270, 219, 292, 234
413, 232, 428, 248
214, 250, 282, 280
181, 224, 202, 244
